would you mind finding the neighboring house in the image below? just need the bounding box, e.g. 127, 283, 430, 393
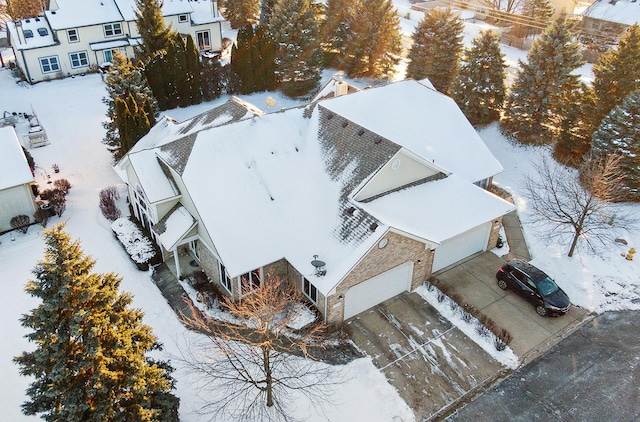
115, 79, 515, 324
581, 0, 640, 37
5, 0, 223, 84
0, 127, 37, 233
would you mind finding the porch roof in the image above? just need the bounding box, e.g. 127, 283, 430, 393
153, 204, 197, 251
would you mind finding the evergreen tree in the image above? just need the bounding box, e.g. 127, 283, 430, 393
512, 0, 553, 38
334, 0, 402, 79
406, 8, 464, 94
185, 34, 203, 105
232, 25, 278, 94
220, 0, 260, 29
591, 90, 640, 201
452, 30, 506, 126
200, 58, 225, 100
320, 0, 350, 68
553, 84, 596, 166
232, 25, 257, 94
501, 15, 583, 144
145, 50, 173, 110
14, 224, 179, 421
259, 0, 276, 25
591, 24, 640, 133
103, 51, 157, 159
135, 0, 173, 60
115, 93, 152, 156
269, 0, 323, 97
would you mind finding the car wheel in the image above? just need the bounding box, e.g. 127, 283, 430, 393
498, 279, 508, 290
536, 305, 547, 317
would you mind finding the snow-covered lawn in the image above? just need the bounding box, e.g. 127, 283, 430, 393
1, 14, 638, 422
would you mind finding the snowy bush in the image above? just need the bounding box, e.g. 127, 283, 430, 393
10, 215, 30, 233
99, 186, 121, 221
53, 178, 71, 193
111, 217, 155, 267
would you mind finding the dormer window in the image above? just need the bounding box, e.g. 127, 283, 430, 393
37, 28, 48, 36
24, 29, 34, 38
178, 14, 189, 23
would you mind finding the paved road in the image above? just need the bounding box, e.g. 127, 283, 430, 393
447, 311, 640, 422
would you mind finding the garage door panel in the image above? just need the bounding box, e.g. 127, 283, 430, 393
432, 223, 490, 272
344, 261, 413, 320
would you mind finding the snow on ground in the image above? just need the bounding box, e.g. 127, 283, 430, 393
0, 8, 638, 421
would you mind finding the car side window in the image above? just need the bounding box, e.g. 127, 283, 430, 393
525, 278, 537, 290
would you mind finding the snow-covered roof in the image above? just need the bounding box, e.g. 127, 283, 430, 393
129, 150, 179, 203
319, 79, 504, 184
45, 0, 124, 30
153, 205, 197, 250
6, 18, 56, 50
121, 80, 511, 296
189, 0, 224, 24
582, 0, 640, 26
359, 174, 515, 244
114, 0, 196, 22
181, 107, 387, 295
0, 127, 35, 190
90, 39, 131, 51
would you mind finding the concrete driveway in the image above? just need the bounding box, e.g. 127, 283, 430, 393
345, 292, 503, 421
433, 252, 592, 362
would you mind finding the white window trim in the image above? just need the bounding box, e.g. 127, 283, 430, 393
39, 56, 60, 73
103, 22, 123, 37
219, 262, 233, 294
239, 267, 263, 296
196, 30, 211, 51
178, 14, 189, 23
67, 28, 79, 43
69, 51, 89, 68
302, 277, 318, 304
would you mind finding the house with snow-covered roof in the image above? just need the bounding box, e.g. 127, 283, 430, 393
581, 0, 640, 37
0, 127, 38, 233
6, 0, 223, 84
115, 79, 515, 324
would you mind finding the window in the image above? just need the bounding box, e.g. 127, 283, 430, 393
69, 51, 89, 68
103, 49, 114, 63
303, 278, 317, 303
67, 29, 79, 43
220, 263, 232, 293
24, 29, 34, 38
196, 30, 211, 51
178, 14, 189, 23
37, 27, 48, 36
241, 268, 262, 294
103, 23, 123, 37
39, 56, 60, 73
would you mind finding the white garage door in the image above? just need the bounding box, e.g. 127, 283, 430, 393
344, 261, 413, 320
432, 222, 491, 272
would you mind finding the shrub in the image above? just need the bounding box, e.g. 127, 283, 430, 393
437, 290, 446, 303
99, 186, 121, 221
53, 178, 71, 193
10, 215, 30, 233
48, 188, 66, 217
493, 328, 513, 351
111, 217, 156, 268
34, 208, 51, 228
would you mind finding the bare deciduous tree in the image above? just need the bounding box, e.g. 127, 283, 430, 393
176, 275, 339, 422
524, 155, 636, 257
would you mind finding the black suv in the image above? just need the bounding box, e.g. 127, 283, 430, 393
496, 259, 571, 316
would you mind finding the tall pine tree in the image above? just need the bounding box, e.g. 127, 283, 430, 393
501, 15, 583, 144
452, 30, 506, 126
219, 0, 260, 29
103, 51, 157, 160
269, 0, 322, 97
14, 224, 179, 421
320, 0, 350, 68
591, 24, 640, 133
135, 0, 173, 60
591, 90, 640, 201
185, 34, 203, 106
332, 0, 401, 79
552, 83, 596, 166
232, 25, 278, 94
406, 8, 464, 94
259, 0, 276, 25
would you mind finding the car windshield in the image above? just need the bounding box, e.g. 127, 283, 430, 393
537, 276, 559, 296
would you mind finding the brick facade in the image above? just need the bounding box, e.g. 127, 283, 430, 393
325, 232, 433, 324
486, 217, 503, 251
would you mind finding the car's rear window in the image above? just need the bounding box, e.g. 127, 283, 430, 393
537, 276, 559, 296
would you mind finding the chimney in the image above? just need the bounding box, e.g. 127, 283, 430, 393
334, 73, 348, 97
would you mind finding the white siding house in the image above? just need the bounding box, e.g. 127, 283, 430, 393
6, 0, 223, 84
0, 127, 37, 233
